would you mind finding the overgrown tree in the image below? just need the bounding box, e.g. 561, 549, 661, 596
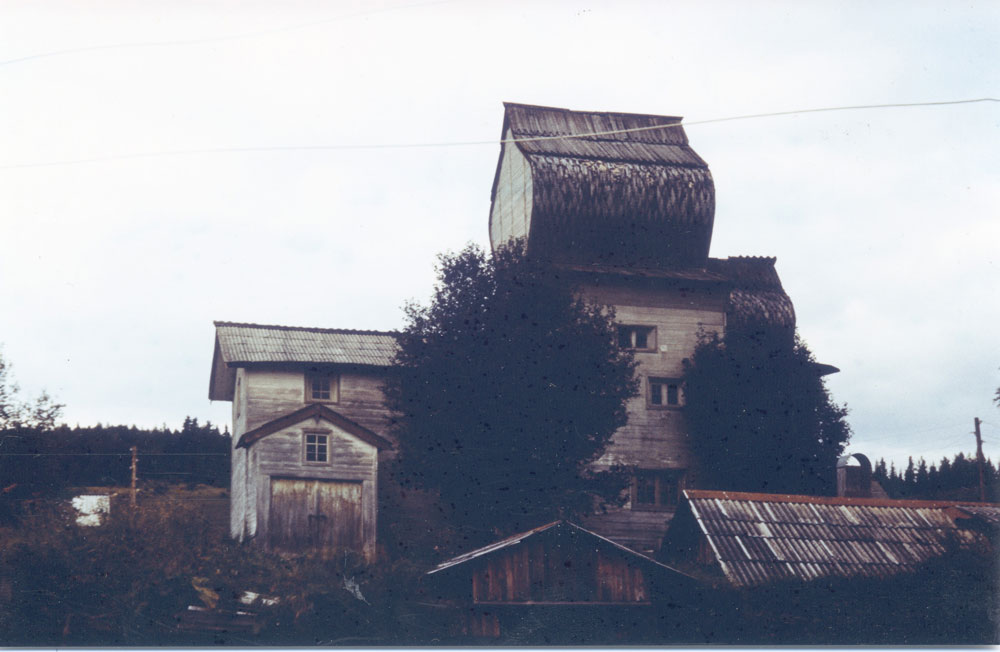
385, 243, 638, 542
0, 349, 63, 430
682, 330, 851, 495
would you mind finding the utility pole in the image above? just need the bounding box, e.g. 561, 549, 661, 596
130, 446, 138, 508
974, 417, 985, 502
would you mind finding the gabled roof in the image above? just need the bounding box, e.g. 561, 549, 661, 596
215, 321, 398, 366
428, 520, 688, 578
209, 321, 399, 401
235, 403, 392, 450
674, 489, 994, 588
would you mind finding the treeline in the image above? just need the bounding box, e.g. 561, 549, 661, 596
0, 417, 230, 497
873, 453, 998, 502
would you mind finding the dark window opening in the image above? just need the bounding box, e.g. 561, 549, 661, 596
617, 325, 655, 351
649, 378, 683, 407
632, 471, 683, 510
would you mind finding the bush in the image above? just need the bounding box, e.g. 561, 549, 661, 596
0, 494, 427, 645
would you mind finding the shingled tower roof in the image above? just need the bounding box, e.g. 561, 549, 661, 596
489, 102, 715, 268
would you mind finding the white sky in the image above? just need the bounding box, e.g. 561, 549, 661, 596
0, 1, 997, 470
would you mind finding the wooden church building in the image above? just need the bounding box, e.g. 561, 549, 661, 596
208, 102, 816, 560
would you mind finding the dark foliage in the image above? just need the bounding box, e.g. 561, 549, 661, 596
0, 496, 430, 646
385, 242, 638, 544
874, 451, 999, 501
683, 330, 851, 494
0, 418, 230, 523
686, 544, 999, 645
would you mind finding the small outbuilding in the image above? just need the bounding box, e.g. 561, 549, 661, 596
424, 520, 696, 641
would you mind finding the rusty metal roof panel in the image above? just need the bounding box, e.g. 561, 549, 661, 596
214, 321, 398, 368
957, 504, 1000, 524
681, 491, 998, 587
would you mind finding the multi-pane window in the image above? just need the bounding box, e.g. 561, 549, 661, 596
648, 377, 683, 407
632, 471, 683, 510
305, 433, 329, 463
617, 325, 656, 351
305, 370, 338, 403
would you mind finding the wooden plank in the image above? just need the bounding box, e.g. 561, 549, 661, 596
267, 478, 363, 553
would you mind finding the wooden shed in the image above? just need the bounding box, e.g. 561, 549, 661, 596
425, 520, 696, 642
233, 403, 391, 560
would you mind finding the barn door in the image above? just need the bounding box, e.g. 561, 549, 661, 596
268, 478, 362, 553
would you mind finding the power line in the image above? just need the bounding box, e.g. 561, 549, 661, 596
1, 98, 996, 171
0, 0, 459, 67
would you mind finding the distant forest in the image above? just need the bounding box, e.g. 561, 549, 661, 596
873, 454, 998, 502
1, 417, 996, 504
0, 417, 230, 497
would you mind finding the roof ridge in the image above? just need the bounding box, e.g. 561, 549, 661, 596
684, 489, 1000, 509
715, 256, 777, 264
503, 101, 683, 123
214, 321, 399, 337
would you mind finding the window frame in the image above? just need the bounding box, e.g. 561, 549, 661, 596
304, 369, 340, 404
303, 429, 331, 465
630, 470, 684, 511
617, 325, 657, 353
647, 377, 684, 409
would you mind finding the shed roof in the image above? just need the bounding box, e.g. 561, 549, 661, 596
209, 321, 398, 401
674, 489, 995, 588
428, 520, 688, 578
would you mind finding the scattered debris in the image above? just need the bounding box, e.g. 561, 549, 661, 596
238, 590, 279, 607
343, 576, 369, 604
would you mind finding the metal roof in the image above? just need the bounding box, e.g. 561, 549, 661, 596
680, 489, 993, 588
214, 321, 398, 367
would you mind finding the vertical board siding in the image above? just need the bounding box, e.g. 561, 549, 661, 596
268, 478, 363, 553
489, 128, 534, 251
471, 538, 648, 604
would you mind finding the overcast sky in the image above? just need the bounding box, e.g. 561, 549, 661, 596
0, 1, 997, 469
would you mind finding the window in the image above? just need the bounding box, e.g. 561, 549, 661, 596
305, 369, 339, 403
631, 470, 683, 510
304, 432, 329, 463
648, 377, 683, 408
617, 325, 656, 351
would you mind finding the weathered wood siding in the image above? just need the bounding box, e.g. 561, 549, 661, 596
243, 368, 393, 437
582, 280, 725, 470
230, 368, 249, 540
470, 537, 648, 604
249, 421, 379, 560
489, 127, 533, 251
580, 279, 725, 553
268, 478, 362, 552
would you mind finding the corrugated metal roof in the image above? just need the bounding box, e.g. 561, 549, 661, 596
214, 321, 398, 367
956, 504, 1000, 525
681, 489, 994, 587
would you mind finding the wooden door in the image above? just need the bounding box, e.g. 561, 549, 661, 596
268, 478, 363, 553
